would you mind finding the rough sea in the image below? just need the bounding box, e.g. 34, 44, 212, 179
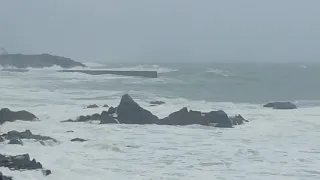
1, 62, 320, 180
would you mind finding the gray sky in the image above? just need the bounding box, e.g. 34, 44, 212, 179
0, 0, 319, 63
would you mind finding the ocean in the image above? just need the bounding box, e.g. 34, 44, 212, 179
1, 62, 320, 180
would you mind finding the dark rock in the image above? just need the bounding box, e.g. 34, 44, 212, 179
103, 104, 109, 107
0, 108, 37, 125
158, 108, 235, 128
263, 102, 297, 109
158, 107, 207, 125
71, 138, 87, 142
8, 138, 23, 145
107, 106, 117, 114
1, 130, 57, 142
39, 141, 45, 146
149, 101, 165, 106
42, 169, 52, 176
0, 53, 85, 68
86, 104, 99, 109
99, 111, 119, 124
66, 130, 74, 133
0, 153, 43, 170
0, 171, 12, 180
0, 136, 4, 143
116, 94, 159, 124
203, 110, 233, 128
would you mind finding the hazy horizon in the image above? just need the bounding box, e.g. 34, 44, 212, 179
1, 0, 319, 63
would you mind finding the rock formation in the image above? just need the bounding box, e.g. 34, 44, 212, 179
0, 108, 37, 125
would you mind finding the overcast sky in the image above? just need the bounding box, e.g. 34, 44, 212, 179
0, 0, 319, 63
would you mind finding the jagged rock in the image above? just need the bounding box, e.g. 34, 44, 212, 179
99, 111, 119, 124
0, 53, 85, 68
107, 106, 117, 114
263, 102, 297, 109
103, 104, 109, 107
86, 104, 99, 109
0, 153, 43, 170
158, 108, 236, 128
42, 169, 52, 176
117, 94, 159, 124
158, 108, 207, 125
149, 101, 165, 106
0, 171, 12, 180
0, 108, 37, 125
203, 110, 233, 128
1, 130, 57, 142
8, 138, 23, 145
71, 138, 87, 142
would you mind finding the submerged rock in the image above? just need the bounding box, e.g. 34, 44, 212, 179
0, 108, 37, 125
263, 102, 297, 109
86, 104, 99, 109
149, 101, 165, 106
0, 153, 43, 170
0, 171, 12, 180
1, 130, 57, 142
71, 138, 87, 142
42, 169, 52, 176
230, 114, 248, 125
0, 53, 85, 68
8, 138, 23, 145
117, 94, 159, 124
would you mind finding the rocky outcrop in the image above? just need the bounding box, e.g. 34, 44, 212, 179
41, 169, 52, 176
71, 138, 87, 142
157, 108, 238, 128
0, 153, 43, 170
0, 171, 12, 180
0, 108, 37, 125
1, 130, 57, 143
86, 104, 99, 109
63, 94, 248, 128
0, 53, 85, 68
103, 104, 109, 107
117, 94, 159, 124
263, 102, 297, 109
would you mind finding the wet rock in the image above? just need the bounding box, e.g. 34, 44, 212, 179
0, 108, 37, 125
1, 130, 57, 142
263, 102, 297, 109
203, 110, 233, 128
0, 171, 12, 180
0, 153, 43, 170
158, 107, 207, 125
39, 141, 46, 146
149, 101, 165, 106
71, 138, 87, 142
116, 94, 159, 124
107, 106, 117, 114
42, 169, 52, 176
99, 111, 119, 124
86, 104, 99, 109
0, 136, 4, 143
66, 130, 74, 133
158, 108, 236, 128
8, 138, 23, 145
103, 104, 109, 107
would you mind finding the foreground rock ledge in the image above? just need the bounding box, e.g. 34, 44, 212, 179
0, 108, 37, 125
263, 102, 297, 109
0, 171, 12, 180
63, 94, 248, 128
0, 153, 43, 170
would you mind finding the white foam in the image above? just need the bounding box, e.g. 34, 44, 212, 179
206, 68, 229, 77
1, 69, 320, 180
104, 64, 178, 74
